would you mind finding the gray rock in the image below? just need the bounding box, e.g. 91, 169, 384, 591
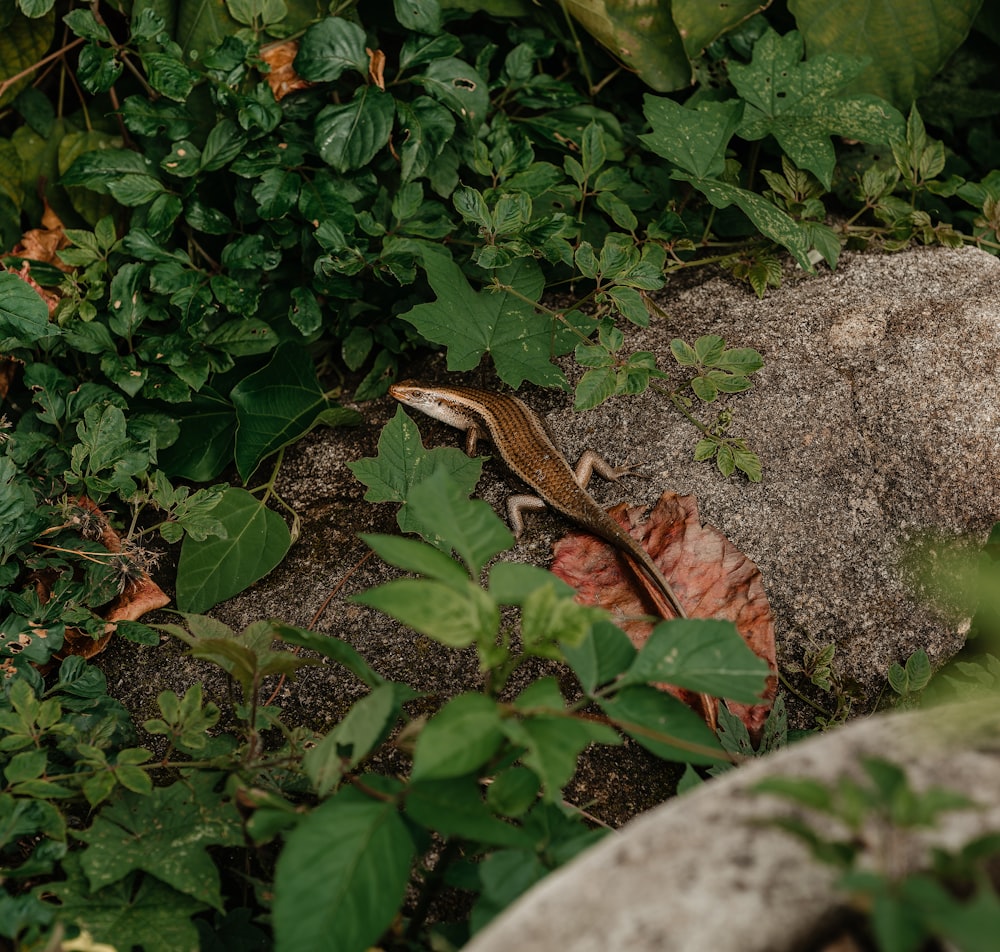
462, 700, 1000, 952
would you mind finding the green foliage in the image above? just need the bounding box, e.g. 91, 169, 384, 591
759, 757, 1000, 952
2, 0, 999, 947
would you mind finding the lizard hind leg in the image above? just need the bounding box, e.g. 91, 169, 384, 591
572, 450, 647, 490
506, 494, 548, 538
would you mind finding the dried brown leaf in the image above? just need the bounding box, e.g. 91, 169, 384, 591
551, 491, 777, 736
260, 40, 312, 100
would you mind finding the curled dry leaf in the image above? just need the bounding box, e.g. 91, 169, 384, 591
260, 40, 313, 101
551, 491, 777, 737
11, 201, 73, 272
367, 47, 386, 89
39, 498, 169, 663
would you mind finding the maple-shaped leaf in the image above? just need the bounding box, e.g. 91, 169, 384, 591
398, 249, 581, 389
730, 28, 904, 188
74, 774, 244, 911
349, 406, 483, 543
550, 491, 777, 738
47, 856, 206, 952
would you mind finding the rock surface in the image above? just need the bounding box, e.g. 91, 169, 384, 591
462, 701, 1000, 952
98, 245, 1000, 819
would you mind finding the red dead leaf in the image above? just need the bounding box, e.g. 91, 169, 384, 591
551, 491, 777, 737
260, 40, 313, 101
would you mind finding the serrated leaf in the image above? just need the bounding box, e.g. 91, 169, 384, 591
641, 96, 744, 180
406, 775, 532, 847
398, 249, 577, 388
273, 784, 414, 952
730, 28, 904, 188
561, 619, 636, 695
411, 692, 506, 780
175, 488, 291, 612
75, 777, 242, 910
62, 148, 166, 206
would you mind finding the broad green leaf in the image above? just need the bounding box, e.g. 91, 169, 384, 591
411, 692, 506, 780
0, 271, 53, 340
563, 0, 691, 92
141, 52, 199, 102
304, 684, 403, 795
0, 12, 55, 107
641, 96, 744, 180
75, 776, 243, 910
294, 16, 368, 82
175, 488, 291, 612
520, 583, 599, 657
788, 0, 983, 109
487, 561, 576, 605
396, 97, 456, 183
272, 784, 414, 952
561, 619, 637, 695
315, 86, 395, 173
730, 29, 904, 188
419, 57, 489, 126
47, 856, 207, 952
352, 577, 499, 648
62, 148, 166, 206
407, 470, 513, 575
230, 341, 360, 482
487, 766, 540, 817
157, 388, 236, 482
623, 619, 771, 703
600, 685, 728, 766
398, 250, 575, 388
347, 406, 483, 539
394, 0, 442, 33
673, 0, 768, 57
406, 776, 533, 847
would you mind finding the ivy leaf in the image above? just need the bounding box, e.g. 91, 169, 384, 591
230, 341, 361, 482
272, 782, 415, 952
175, 488, 291, 612
74, 776, 243, 910
730, 29, 904, 188
398, 249, 577, 388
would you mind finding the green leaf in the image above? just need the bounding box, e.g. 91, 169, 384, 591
730, 28, 904, 188
411, 692, 506, 780
561, 619, 637, 695
272, 784, 415, 952
398, 249, 575, 388
419, 57, 489, 126
406, 775, 532, 847
673, 172, 814, 270
0, 271, 53, 340
175, 487, 291, 612
348, 406, 483, 538
904, 649, 931, 692
640, 96, 744, 180
887, 662, 909, 695
157, 388, 236, 482
788, 0, 982, 109
47, 857, 207, 952
394, 0, 442, 33
75, 776, 243, 910
62, 148, 166, 206
231, 341, 360, 482
294, 16, 368, 82
315, 86, 395, 173
304, 684, 404, 795
273, 624, 386, 689
353, 577, 499, 648
0, 13, 55, 107
396, 96, 456, 183
600, 685, 728, 766
406, 470, 513, 575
